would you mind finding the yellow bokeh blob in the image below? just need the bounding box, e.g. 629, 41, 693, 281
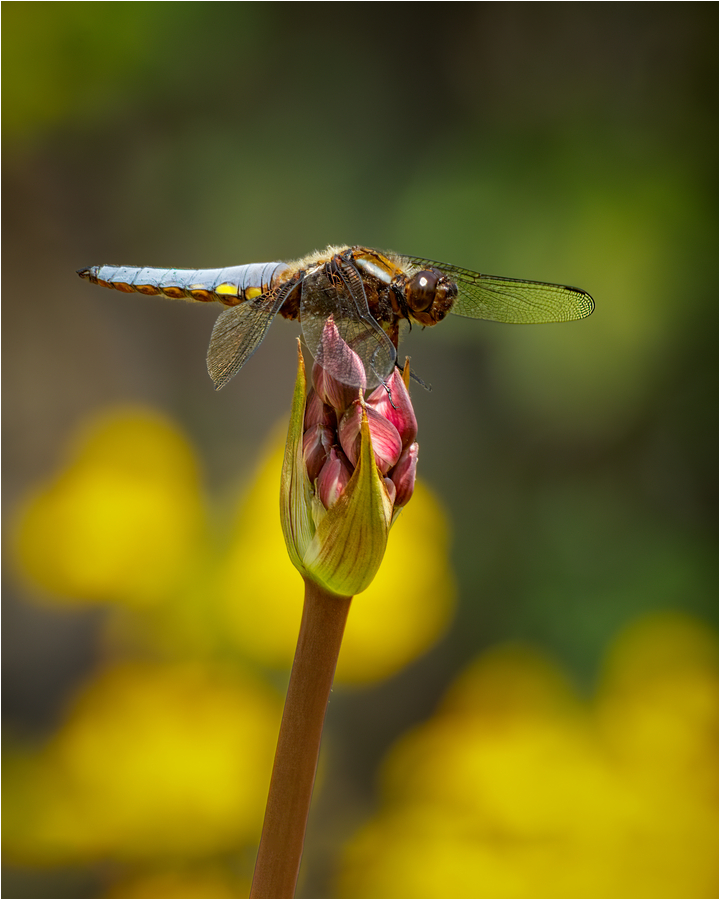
14, 407, 205, 606
338, 613, 718, 899
4, 661, 281, 865
105, 864, 250, 899
218, 430, 456, 685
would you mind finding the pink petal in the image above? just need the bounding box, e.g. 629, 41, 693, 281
304, 388, 337, 431
390, 441, 418, 507
303, 423, 334, 482
383, 476, 397, 508
317, 446, 353, 508
338, 401, 403, 476
367, 369, 418, 448
311, 318, 366, 413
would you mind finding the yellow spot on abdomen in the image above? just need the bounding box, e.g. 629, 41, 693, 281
215, 283, 240, 297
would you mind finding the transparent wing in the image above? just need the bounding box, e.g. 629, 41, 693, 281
404, 257, 595, 324
206, 284, 292, 389
300, 257, 397, 389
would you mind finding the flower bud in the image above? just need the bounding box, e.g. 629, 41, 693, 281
280, 338, 419, 598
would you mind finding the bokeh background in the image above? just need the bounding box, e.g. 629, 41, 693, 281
3, 4, 717, 898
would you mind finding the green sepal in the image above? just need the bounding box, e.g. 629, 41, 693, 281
302, 403, 393, 596
279, 343, 315, 574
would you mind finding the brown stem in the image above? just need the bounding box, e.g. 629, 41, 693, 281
250, 578, 352, 899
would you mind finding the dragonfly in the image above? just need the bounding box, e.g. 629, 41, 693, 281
78, 244, 594, 390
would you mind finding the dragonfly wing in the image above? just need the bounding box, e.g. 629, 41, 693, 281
300, 258, 397, 389
404, 257, 594, 324
206, 285, 291, 389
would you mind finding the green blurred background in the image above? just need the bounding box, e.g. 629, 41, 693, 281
3, 3, 717, 898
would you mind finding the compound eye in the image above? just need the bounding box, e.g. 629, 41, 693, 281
406, 269, 441, 312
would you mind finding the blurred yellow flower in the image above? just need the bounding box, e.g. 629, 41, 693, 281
337, 613, 718, 899
218, 433, 456, 685
4, 661, 281, 866
14, 407, 205, 607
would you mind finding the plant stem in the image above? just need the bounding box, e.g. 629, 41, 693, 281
250, 578, 352, 899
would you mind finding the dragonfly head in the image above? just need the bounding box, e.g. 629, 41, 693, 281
403, 267, 458, 327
